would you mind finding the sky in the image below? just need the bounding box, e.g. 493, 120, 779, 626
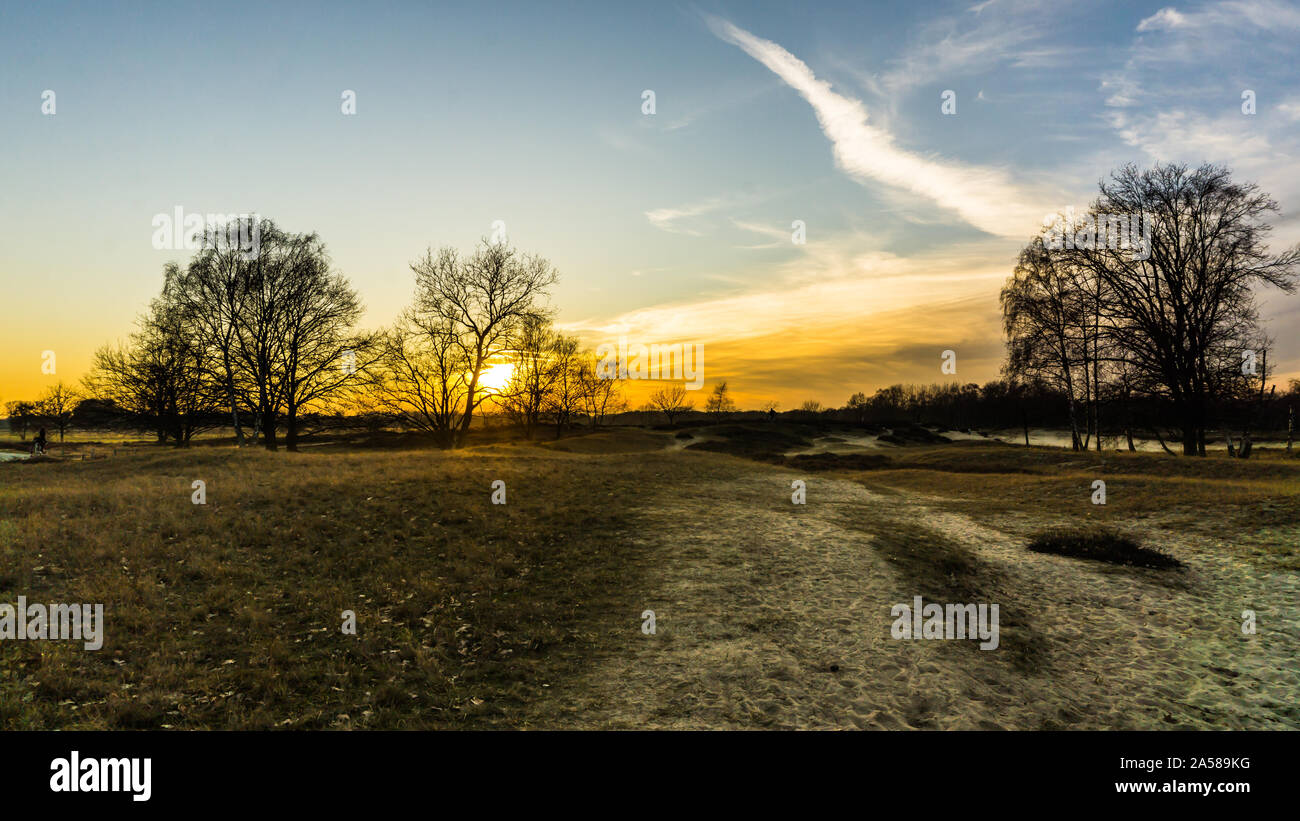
2, 0, 1299, 409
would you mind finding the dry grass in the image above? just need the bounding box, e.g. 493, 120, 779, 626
847, 442, 1300, 570
2, 431, 1296, 729
0, 441, 663, 729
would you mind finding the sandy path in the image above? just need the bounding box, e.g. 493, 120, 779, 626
542, 457, 1300, 729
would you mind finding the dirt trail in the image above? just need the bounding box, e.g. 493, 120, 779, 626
541, 457, 1300, 729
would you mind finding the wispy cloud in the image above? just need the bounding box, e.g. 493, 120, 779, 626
1101, 0, 1300, 245
730, 219, 793, 249
1127, 0, 1300, 67
705, 15, 1051, 240
644, 197, 729, 235
1136, 7, 1189, 31
871, 1, 1059, 95
563, 235, 1015, 405
1138, 1, 1300, 33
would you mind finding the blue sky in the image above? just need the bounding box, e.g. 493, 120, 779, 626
2, 0, 1298, 406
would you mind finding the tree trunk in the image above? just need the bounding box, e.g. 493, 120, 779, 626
229, 391, 244, 446
1067, 396, 1081, 451
263, 411, 278, 451
224, 352, 244, 447
285, 405, 299, 452
1152, 427, 1176, 455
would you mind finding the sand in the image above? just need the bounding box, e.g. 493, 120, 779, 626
542, 457, 1299, 729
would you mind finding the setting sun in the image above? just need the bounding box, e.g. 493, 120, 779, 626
478, 361, 515, 393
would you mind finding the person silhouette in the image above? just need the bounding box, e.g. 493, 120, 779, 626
32, 427, 47, 456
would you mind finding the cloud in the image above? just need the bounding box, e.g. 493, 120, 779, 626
730, 219, 793, 249
1108, 109, 1275, 167
644, 197, 728, 235
1136, 7, 1188, 31
868, 1, 1063, 95
705, 15, 1051, 240
1137, 1, 1300, 32
1101, 1, 1300, 245
569, 234, 1008, 332
563, 260, 1010, 407
1100, 71, 1143, 107
1127, 0, 1300, 66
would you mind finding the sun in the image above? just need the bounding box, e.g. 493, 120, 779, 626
478, 361, 516, 393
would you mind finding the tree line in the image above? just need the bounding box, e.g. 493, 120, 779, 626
4, 382, 79, 442
20, 219, 626, 450
5, 162, 1295, 455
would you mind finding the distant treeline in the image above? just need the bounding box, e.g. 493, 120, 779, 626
830, 379, 1299, 451
6, 163, 1298, 457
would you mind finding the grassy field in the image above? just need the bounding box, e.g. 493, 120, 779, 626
1, 425, 1297, 729
0, 432, 673, 729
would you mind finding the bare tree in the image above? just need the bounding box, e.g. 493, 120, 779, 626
174, 219, 258, 445
273, 245, 376, 451
649, 384, 694, 426
1000, 236, 1091, 450
577, 358, 626, 429
223, 221, 312, 449
37, 382, 80, 443
705, 381, 737, 414
545, 334, 583, 438
86, 283, 221, 445
5, 401, 36, 440
366, 310, 475, 448
410, 241, 557, 447
1068, 163, 1299, 455
845, 393, 868, 424
497, 315, 560, 440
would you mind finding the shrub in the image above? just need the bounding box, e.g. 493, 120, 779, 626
1027, 527, 1183, 569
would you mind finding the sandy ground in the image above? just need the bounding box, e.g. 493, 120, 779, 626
785, 432, 884, 456
785, 429, 990, 456
541, 455, 1300, 729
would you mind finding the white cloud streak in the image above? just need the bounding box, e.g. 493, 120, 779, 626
706, 15, 1050, 240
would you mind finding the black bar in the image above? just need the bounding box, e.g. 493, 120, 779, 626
1, 731, 1282, 809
